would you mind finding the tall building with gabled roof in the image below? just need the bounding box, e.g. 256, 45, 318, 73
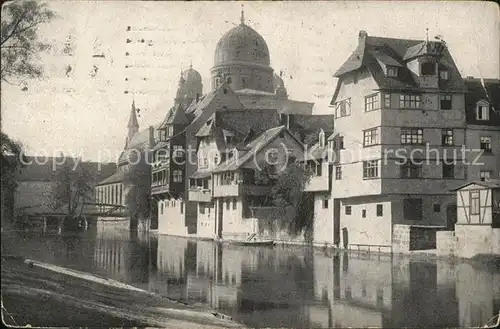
329, 30, 468, 252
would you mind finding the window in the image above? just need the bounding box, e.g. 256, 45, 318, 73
336, 136, 345, 150
232, 198, 237, 210
226, 199, 230, 210
323, 199, 329, 209
387, 66, 398, 77
469, 191, 480, 215
173, 170, 183, 182
439, 70, 449, 80
401, 128, 423, 145
476, 103, 490, 120
420, 62, 435, 76
403, 198, 423, 221
199, 204, 205, 214
363, 128, 379, 146
384, 94, 391, 108
433, 204, 441, 213
161, 203, 164, 215
363, 160, 379, 178
173, 145, 183, 158
480, 171, 492, 181
442, 163, 455, 179
365, 94, 379, 111
203, 158, 209, 167
480, 136, 492, 152
335, 166, 342, 180
400, 162, 423, 178
180, 202, 184, 214
399, 95, 421, 109
335, 99, 351, 118
376, 204, 383, 217
441, 129, 454, 146
345, 206, 352, 215
362, 209, 366, 218
440, 95, 452, 110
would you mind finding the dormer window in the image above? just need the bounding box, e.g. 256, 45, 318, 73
225, 136, 233, 144
420, 62, 436, 76
387, 66, 398, 77
476, 101, 490, 120
439, 70, 449, 80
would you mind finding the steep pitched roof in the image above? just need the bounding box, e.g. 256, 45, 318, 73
213, 126, 290, 173
96, 170, 127, 186
167, 103, 189, 125
452, 179, 500, 191
118, 128, 152, 164
464, 78, 500, 126
237, 93, 314, 115
215, 108, 281, 141
333, 33, 466, 95
127, 101, 139, 128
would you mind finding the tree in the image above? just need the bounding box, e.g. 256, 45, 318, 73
0, 132, 25, 225
254, 161, 314, 239
1, 0, 56, 84
123, 149, 152, 230
53, 159, 93, 231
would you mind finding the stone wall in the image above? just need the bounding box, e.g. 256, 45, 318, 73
436, 230, 458, 258
454, 224, 500, 258
392, 225, 439, 255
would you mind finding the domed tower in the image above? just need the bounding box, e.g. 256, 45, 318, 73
211, 7, 274, 93
175, 65, 203, 108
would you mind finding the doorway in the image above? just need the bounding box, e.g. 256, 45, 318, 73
446, 204, 457, 230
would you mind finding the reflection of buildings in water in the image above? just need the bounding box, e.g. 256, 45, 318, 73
235, 246, 315, 328
327, 253, 391, 328
455, 263, 500, 327
93, 223, 151, 287
390, 257, 459, 328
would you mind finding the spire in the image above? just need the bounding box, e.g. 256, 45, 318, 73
126, 99, 139, 145
240, 4, 245, 25
128, 99, 139, 128
189, 61, 193, 70
426, 28, 429, 43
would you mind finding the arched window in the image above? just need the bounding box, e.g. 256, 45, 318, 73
476, 100, 490, 121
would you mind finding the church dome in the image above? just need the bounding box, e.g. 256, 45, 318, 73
182, 65, 202, 85
214, 21, 270, 67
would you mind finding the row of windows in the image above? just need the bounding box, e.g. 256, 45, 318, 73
335, 92, 458, 117
334, 163, 493, 181
359, 127, 494, 150
152, 169, 183, 186
160, 200, 184, 215
344, 204, 384, 217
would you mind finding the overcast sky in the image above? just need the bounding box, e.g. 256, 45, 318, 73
1, 1, 498, 162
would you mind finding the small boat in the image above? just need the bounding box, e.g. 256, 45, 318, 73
229, 239, 275, 247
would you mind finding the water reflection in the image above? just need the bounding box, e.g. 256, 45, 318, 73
7, 224, 500, 328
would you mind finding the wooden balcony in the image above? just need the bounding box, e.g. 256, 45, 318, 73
151, 183, 170, 195
188, 188, 213, 202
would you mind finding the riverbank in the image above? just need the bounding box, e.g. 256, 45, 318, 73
1, 256, 244, 328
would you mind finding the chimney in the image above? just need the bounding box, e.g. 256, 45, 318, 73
359, 30, 368, 46
149, 125, 155, 147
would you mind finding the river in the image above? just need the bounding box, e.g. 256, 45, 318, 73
2, 221, 499, 328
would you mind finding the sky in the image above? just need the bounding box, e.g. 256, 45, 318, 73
1, 1, 499, 162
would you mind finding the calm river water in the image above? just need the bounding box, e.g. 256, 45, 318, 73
3, 222, 500, 328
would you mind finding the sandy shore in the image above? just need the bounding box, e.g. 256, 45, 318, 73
1, 256, 244, 328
